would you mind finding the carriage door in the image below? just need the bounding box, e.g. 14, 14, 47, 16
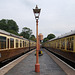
7, 39, 9, 48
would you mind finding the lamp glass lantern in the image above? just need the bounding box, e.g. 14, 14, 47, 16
33, 5, 41, 20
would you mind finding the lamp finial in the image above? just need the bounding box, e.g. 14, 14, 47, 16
36, 5, 38, 9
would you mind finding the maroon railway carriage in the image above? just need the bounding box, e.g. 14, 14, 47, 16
0, 29, 36, 62
43, 30, 75, 63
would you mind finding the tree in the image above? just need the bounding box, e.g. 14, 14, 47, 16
0, 19, 8, 31
43, 37, 49, 42
7, 20, 19, 33
0, 23, 8, 31
20, 27, 32, 39
0, 19, 19, 35
47, 34, 55, 40
30, 35, 36, 41
8, 30, 19, 35
43, 33, 56, 43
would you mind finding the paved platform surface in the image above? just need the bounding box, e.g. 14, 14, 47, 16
5, 49, 67, 75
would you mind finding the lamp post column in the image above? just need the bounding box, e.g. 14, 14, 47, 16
35, 19, 40, 72
33, 5, 41, 72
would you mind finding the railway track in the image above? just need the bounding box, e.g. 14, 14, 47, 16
45, 48, 75, 69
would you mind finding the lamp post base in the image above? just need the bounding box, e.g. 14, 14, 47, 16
35, 63, 40, 72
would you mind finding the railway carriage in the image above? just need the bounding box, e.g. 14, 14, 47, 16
43, 31, 75, 52
43, 31, 75, 63
0, 29, 36, 62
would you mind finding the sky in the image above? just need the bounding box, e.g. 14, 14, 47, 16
0, 0, 75, 38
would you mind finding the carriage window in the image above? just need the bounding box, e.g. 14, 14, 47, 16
16, 39, 18, 48
61, 39, 65, 49
71, 37, 74, 50
72, 37, 74, 40
70, 38, 71, 41
67, 37, 73, 51
25, 42, 26, 47
7, 39, 9, 48
20, 40, 22, 47
49, 43, 50, 47
0, 36, 6, 49
32, 43, 33, 46
67, 38, 69, 50
23, 41, 24, 47
57, 41, 60, 48
10, 38, 14, 48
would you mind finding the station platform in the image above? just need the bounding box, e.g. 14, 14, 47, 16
5, 49, 67, 75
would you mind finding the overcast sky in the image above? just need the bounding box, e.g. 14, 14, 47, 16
0, 0, 75, 38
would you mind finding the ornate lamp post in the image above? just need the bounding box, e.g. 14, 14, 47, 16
33, 5, 41, 72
